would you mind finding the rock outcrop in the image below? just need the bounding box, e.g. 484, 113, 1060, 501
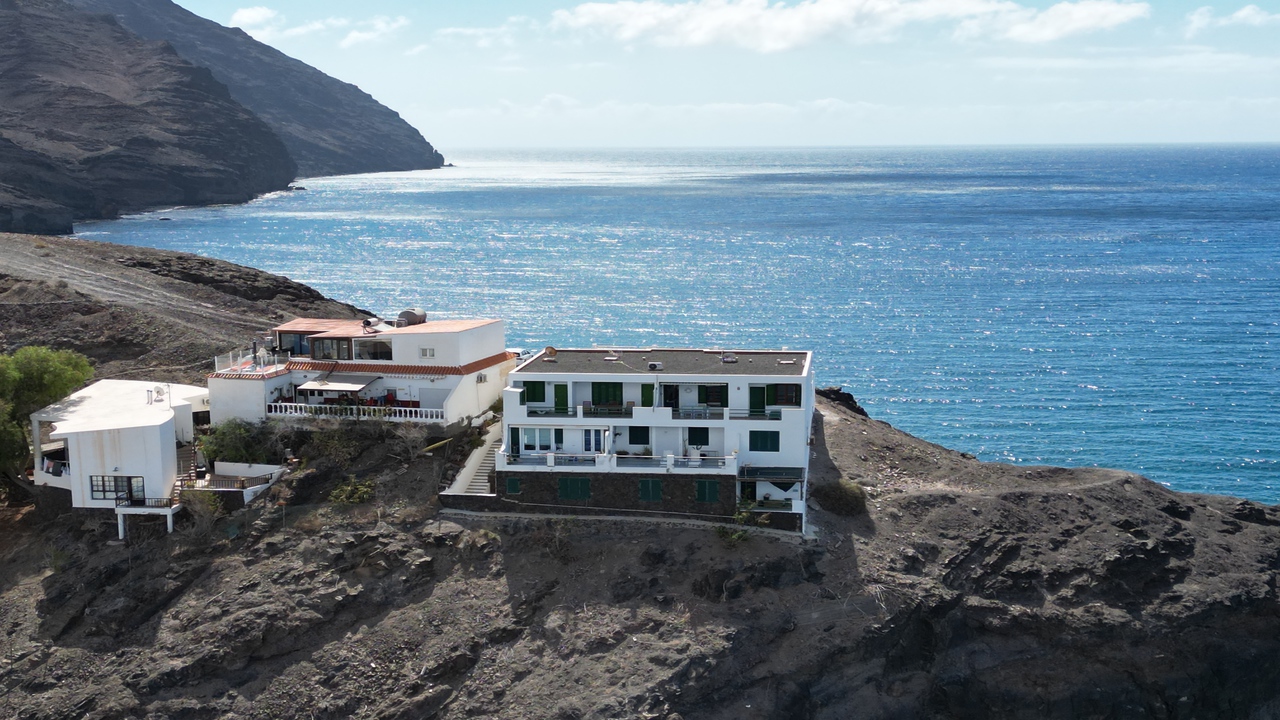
0, 232, 366, 382
69, 0, 447, 177
0, 0, 297, 234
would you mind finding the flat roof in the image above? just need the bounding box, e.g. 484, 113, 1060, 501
514, 348, 811, 377
33, 380, 208, 434
273, 318, 367, 334
293, 318, 501, 340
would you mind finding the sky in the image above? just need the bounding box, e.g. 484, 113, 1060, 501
173, 0, 1280, 150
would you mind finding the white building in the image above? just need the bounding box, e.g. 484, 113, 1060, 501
30, 380, 211, 537
467, 347, 815, 533
208, 311, 516, 431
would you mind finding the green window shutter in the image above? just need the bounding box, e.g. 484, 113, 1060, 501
696, 480, 719, 503
509, 427, 520, 455
749, 431, 781, 452
697, 385, 707, 404
688, 427, 709, 446
518, 386, 527, 406
591, 382, 623, 405
554, 429, 563, 448
506, 477, 522, 495
629, 425, 650, 445
559, 477, 590, 500
749, 386, 766, 412
766, 384, 778, 405
641, 384, 654, 407
525, 381, 546, 403
554, 383, 568, 411
639, 478, 662, 502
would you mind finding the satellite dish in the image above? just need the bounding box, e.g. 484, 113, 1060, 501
153, 385, 166, 401
545, 346, 558, 358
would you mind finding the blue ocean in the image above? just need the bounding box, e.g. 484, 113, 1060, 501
77, 147, 1280, 503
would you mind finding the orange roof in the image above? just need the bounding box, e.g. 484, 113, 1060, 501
273, 318, 368, 334
286, 351, 515, 377
378, 319, 501, 335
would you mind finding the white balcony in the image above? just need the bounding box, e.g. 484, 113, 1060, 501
266, 402, 445, 423
497, 449, 738, 474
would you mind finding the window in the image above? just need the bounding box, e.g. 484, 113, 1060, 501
277, 332, 311, 356
583, 429, 603, 452
522, 428, 552, 451
696, 480, 719, 503
522, 381, 546, 403
641, 384, 654, 407
688, 426, 710, 447
554, 428, 564, 451
766, 384, 802, 407
90, 475, 141, 500
312, 338, 350, 361
506, 477, 522, 495
591, 382, 623, 406
628, 425, 650, 445
559, 477, 591, 500
749, 430, 781, 452
354, 339, 393, 361
697, 384, 728, 407
419, 347, 435, 359
772, 482, 797, 493
639, 478, 662, 502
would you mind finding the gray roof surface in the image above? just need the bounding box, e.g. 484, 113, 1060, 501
514, 348, 810, 377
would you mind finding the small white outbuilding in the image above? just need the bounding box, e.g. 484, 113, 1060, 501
30, 379, 210, 538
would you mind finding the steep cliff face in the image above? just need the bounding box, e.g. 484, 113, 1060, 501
0, 0, 297, 234
69, 0, 447, 177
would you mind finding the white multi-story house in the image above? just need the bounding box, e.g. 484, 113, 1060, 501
30, 380, 210, 537
455, 347, 815, 533
208, 310, 516, 431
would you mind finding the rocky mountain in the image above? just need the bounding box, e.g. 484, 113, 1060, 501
69, 0, 447, 178
0, 232, 366, 383
0, 0, 297, 235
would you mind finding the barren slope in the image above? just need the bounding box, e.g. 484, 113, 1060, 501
1, 395, 1277, 719
0, 232, 365, 383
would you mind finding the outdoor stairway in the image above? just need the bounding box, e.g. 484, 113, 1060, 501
171, 444, 198, 503
442, 423, 502, 496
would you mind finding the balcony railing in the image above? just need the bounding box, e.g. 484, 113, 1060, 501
616, 455, 666, 468
526, 406, 576, 418
751, 498, 794, 511
553, 454, 598, 466
267, 403, 445, 422
729, 409, 782, 421
671, 406, 725, 420
673, 455, 728, 469
116, 496, 176, 509
214, 349, 289, 373
582, 405, 633, 418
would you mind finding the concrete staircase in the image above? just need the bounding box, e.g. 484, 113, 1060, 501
442, 424, 502, 496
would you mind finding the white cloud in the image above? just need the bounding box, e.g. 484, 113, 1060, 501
979, 49, 1280, 72
231, 6, 278, 28
1185, 5, 1280, 38
435, 18, 535, 48
548, 0, 1151, 52
405, 43, 430, 56
340, 16, 411, 48
230, 6, 348, 41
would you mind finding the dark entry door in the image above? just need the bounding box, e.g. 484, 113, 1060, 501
662, 385, 680, 410
749, 386, 766, 414
129, 476, 146, 505
554, 384, 568, 413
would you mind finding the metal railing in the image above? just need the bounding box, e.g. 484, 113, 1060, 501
728, 409, 782, 421
267, 403, 445, 422
752, 498, 794, 511
673, 455, 728, 469
616, 455, 666, 468
526, 406, 576, 417
582, 405, 633, 418
672, 407, 725, 420
116, 496, 176, 508
553, 454, 598, 466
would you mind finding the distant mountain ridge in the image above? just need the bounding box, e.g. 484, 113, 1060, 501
0, 0, 297, 234
68, 0, 446, 178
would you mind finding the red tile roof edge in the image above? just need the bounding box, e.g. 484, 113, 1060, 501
207, 368, 292, 381
284, 351, 516, 377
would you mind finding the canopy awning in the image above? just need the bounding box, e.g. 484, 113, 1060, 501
297, 374, 380, 393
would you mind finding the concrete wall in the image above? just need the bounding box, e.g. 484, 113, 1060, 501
62, 420, 175, 508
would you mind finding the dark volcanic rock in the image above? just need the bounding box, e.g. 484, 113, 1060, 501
0, 0, 296, 233
69, 0, 446, 177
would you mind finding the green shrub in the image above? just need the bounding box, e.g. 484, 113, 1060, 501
201, 419, 273, 466
812, 477, 868, 517
329, 476, 375, 505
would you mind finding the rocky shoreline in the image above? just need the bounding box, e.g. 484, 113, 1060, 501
1, 237, 1278, 718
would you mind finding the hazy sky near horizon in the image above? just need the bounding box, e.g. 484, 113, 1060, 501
173, 0, 1280, 151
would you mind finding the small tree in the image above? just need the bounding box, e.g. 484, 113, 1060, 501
201, 419, 272, 466
0, 347, 93, 501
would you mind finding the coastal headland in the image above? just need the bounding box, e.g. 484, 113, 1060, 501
1, 232, 1278, 718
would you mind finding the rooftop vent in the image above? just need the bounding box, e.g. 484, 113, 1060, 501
648, 361, 664, 371
604, 352, 620, 361
721, 353, 738, 364
779, 359, 796, 365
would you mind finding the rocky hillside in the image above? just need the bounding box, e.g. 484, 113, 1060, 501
0, 232, 366, 383
0, 0, 297, 235
69, 0, 447, 177
1, 394, 1278, 718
